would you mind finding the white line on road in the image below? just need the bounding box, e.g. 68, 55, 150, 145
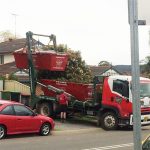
82, 143, 133, 150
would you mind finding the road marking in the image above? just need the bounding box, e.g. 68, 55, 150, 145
82, 143, 133, 150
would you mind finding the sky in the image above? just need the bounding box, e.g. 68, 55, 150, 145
0, 0, 150, 66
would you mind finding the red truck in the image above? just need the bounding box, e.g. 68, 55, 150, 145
39, 75, 150, 130
13, 31, 150, 130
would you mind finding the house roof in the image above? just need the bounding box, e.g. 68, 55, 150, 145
89, 66, 110, 76
89, 65, 133, 77
0, 62, 18, 76
89, 65, 122, 77
0, 38, 44, 54
0, 38, 27, 54
114, 65, 131, 75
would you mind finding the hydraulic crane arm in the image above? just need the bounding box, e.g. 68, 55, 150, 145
26, 31, 57, 108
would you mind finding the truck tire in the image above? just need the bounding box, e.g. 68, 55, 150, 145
0, 125, 6, 139
37, 102, 53, 117
101, 112, 118, 130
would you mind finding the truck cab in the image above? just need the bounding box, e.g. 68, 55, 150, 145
98, 75, 150, 130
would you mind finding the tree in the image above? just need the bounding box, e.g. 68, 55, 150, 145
140, 56, 150, 78
64, 49, 92, 83
0, 30, 16, 42
98, 61, 111, 66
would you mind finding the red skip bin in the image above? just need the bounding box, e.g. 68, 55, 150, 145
13, 49, 68, 71
41, 79, 94, 101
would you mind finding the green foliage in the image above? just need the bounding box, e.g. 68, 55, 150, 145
98, 61, 111, 66
0, 75, 6, 80
42, 44, 68, 52
140, 56, 150, 78
64, 50, 92, 83
8, 74, 18, 81
0, 74, 18, 81
57, 44, 68, 52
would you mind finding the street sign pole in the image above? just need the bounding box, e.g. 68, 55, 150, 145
128, 0, 141, 150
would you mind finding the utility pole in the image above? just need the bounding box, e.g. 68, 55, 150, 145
11, 13, 18, 39
128, 0, 141, 150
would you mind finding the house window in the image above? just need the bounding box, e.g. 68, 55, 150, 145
0, 55, 4, 64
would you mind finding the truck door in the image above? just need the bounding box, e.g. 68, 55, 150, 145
112, 79, 131, 117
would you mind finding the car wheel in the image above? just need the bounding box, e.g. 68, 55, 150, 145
101, 112, 118, 130
0, 125, 6, 139
40, 123, 51, 136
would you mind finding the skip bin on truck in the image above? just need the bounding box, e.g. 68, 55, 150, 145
13, 31, 150, 130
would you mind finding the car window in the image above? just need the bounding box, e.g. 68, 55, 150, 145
0, 105, 14, 115
14, 105, 34, 116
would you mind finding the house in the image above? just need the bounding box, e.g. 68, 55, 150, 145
0, 38, 44, 65
89, 65, 121, 77
0, 38, 44, 79
0, 62, 18, 76
0, 38, 44, 82
89, 65, 132, 77
114, 65, 132, 75
0, 61, 29, 82
0, 38, 27, 64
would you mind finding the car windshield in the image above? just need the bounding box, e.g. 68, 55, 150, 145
140, 83, 150, 98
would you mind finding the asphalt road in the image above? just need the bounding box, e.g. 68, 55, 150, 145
0, 118, 150, 150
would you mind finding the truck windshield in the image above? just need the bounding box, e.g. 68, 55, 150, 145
140, 83, 150, 98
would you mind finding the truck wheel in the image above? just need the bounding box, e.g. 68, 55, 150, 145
39, 123, 51, 136
0, 125, 6, 139
38, 102, 53, 117
101, 112, 118, 130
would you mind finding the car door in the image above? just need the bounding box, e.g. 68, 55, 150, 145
13, 105, 41, 133
0, 105, 17, 133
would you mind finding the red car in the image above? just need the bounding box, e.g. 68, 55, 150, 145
0, 100, 55, 139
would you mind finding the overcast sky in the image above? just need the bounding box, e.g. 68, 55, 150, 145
0, 0, 150, 66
